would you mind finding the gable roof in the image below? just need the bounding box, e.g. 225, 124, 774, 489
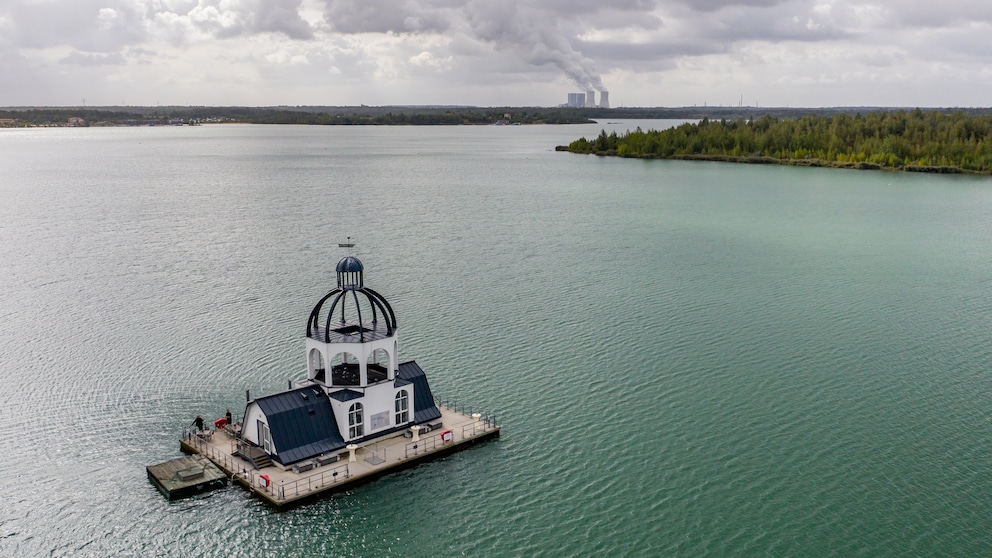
396, 360, 442, 423
255, 385, 345, 465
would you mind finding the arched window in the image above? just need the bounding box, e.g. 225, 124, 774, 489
332, 352, 360, 386
348, 403, 364, 438
367, 348, 390, 383
395, 390, 409, 424
309, 349, 326, 383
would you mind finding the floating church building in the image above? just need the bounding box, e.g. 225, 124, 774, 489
240, 255, 441, 466
171, 253, 500, 508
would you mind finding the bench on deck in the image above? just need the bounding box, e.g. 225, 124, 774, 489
290, 452, 340, 474
292, 461, 315, 474
315, 454, 339, 466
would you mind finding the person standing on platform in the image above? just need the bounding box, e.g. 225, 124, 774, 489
191, 415, 204, 431
225, 409, 232, 425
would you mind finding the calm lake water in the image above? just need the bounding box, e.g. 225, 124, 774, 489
2, 121, 992, 557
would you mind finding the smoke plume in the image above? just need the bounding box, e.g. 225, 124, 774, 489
464, 0, 606, 91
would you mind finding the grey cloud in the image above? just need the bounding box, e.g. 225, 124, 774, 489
698, 7, 850, 43
858, 51, 904, 68
569, 1, 846, 76
252, 0, 315, 39
669, 0, 787, 12
3, 0, 991, 107
886, 1, 992, 28
571, 10, 663, 30
1, 0, 313, 52
523, 0, 659, 16
190, 0, 314, 40
897, 26, 992, 63
4, 0, 147, 52
322, 0, 452, 33
582, 39, 726, 65
60, 51, 127, 66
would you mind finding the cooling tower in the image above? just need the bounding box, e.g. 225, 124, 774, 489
586, 90, 595, 108
599, 91, 610, 109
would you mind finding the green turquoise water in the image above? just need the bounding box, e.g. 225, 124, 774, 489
2, 122, 992, 556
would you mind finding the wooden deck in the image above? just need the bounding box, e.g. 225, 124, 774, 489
179, 404, 499, 509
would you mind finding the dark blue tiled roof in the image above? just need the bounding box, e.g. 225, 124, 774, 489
255, 385, 345, 465
254, 364, 440, 464
397, 361, 441, 423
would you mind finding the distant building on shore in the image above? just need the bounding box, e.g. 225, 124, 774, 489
563, 91, 610, 109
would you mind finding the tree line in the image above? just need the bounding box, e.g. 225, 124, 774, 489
0, 106, 592, 126
561, 109, 992, 174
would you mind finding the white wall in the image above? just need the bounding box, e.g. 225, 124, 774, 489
329, 382, 415, 441
305, 331, 399, 386
242, 403, 266, 447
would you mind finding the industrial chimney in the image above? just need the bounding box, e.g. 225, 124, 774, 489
586, 90, 595, 108
599, 91, 610, 109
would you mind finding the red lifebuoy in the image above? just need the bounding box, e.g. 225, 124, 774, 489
259, 474, 270, 488
441, 430, 453, 443
214, 418, 228, 429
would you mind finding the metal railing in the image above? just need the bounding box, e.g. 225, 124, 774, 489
182, 428, 241, 474
275, 463, 351, 500
404, 433, 441, 458
183, 426, 354, 502
461, 421, 492, 439
433, 397, 499, 429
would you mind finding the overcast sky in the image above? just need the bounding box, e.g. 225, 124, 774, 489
2, 0, 990, 108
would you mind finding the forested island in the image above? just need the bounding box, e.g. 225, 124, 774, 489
560, 109, 992, 174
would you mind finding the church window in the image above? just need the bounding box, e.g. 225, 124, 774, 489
348, 403, 364, 438
395, 390, 409, 424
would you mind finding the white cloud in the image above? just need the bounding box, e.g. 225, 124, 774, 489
61, 50, 127, 65
409, 50, 450, 69
97, 8, 124, 30
0, 0, 991, 106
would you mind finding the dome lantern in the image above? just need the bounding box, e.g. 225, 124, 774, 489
307, 255, 396, 344
335, 256, 364, 289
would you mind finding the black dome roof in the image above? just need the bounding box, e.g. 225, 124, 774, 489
307, 256, 396, 343
335, 256, 364, 273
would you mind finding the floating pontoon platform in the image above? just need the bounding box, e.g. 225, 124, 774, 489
146, 455, 229, 500
180, 403, 499, 509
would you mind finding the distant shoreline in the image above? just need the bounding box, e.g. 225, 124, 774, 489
554, 149, 987, 175
4, 105, 992, 129
0, 106, 596, 127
